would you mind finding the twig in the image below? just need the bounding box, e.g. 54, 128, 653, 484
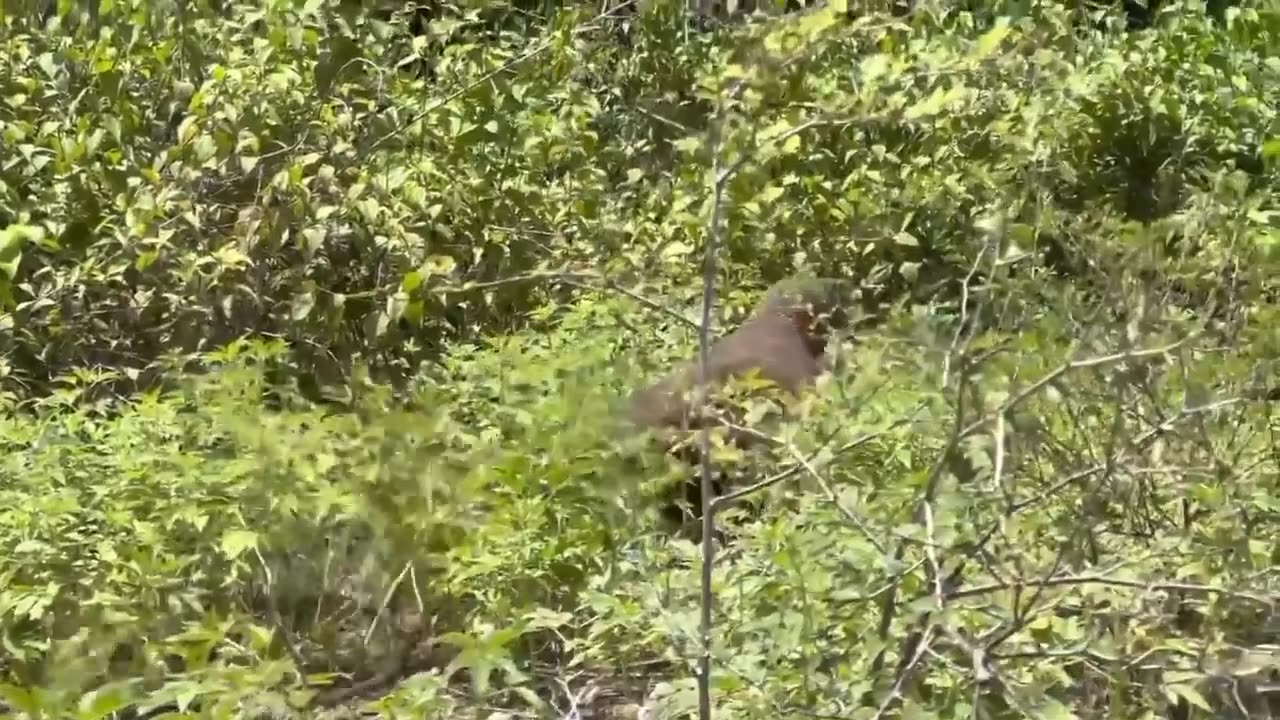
694, 74, 733, 720
558, 276, 701, 330
959, 339, 1192, 440
942, 239, 992, 388
949, 573, 1275, 607
711, 420, 911, 557
364, 561, 412, 646
1009, 398, 1243, 515
868, 624, 937, 720
555, 675, 599, 720
252, 547, 310, 683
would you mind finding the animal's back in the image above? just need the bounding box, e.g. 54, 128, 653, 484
627, 313, 821, 430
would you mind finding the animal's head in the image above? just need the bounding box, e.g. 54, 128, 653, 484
758, 276, 850, 352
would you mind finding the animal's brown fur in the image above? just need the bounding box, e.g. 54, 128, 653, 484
627, 277, 849, 532
628, 277, 847, 434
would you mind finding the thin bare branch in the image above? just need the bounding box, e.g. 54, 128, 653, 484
951, 573, 1275, 607
960, 339, 1192, 440
711, 421, 903, 556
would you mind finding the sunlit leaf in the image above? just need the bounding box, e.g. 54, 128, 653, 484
291, 291, 316, 321
0, 225, 41, 280
219, 529, 259, 559
971, 17, 1012, 61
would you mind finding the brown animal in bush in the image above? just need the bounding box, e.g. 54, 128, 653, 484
628, 276, 849, 531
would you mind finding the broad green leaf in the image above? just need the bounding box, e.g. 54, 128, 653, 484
386, 291, 409, 325
368, 309, 391, 338
1166, 684, 1212, 713
220, 529, 259, 559
193, 134, 217, 162
301, 226, 326, 253
904, 85, 969, 121
77, 683, 133, 720
246, 623, 275, 652
177, 116, 198, 144
860, 54, 890, 84
0, 225, 41, 280
291, 291, 316, 321
794, 5, 839, 36
0, 684, 38, 714
756, 185, 785, 206
37, 53, 58, 78
402, 270, 424, 293
971, 17, 1012, 61
661, 242, 693, 260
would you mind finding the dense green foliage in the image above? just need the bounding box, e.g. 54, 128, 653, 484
1, 0, 1278, 718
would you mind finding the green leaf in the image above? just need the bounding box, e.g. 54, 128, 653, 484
0, 224, 41, 280
674, 136, 702, 155
134, 250, 158, 272
193, 134, 217, 162
386, 291, 409, 325
220, 529, 259, 559
301, 226, 327, 254
291, 291, 316, 321
756, 185, 785, 206
367, 309, 391, 338
860, 54, 890, 84
401, 270, 424, 293
77, 683, 133, 720
1166, 683, 1212, 713
904, 86, 969, 121
971, 17, 1012, 61
0, 684, 39, 715
661, 242, 694, 260
37, 53, 58, 78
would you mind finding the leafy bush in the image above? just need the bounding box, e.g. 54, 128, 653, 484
0, 305, 649, 715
